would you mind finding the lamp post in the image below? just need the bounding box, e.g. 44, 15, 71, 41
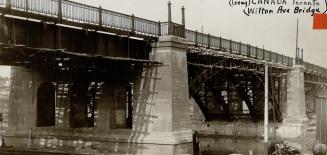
181, 6, 185, 26
167, 1, 172, 35
181, 6, 185, 38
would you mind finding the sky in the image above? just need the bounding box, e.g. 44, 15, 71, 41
1, 0, 327, 77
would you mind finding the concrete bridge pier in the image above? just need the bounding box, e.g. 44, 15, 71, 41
132, 35, 192, 144
277, 65, 308, 138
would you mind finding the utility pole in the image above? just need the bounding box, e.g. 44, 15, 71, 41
295, 18, 299, 64
201, 25, 203, 44
264, 64, 269, 155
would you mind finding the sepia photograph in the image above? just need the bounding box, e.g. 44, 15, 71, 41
0, 0, 327, 154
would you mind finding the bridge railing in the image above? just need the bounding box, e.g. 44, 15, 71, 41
196, 32, 207, 47
185, 29, 196, 45
2, 0, 161, 36
8, 0, 58, 16
210, 36, 220, 50
161, 22, 185, 38
134, 17, 159, 36
0, 0, 322, 71
240, 43, 248, 55
221, 38, 230, 51
250, 46, 256, 57
101, 9, 132, 31
231, 40, 239, 54
304, 62, 327, 76
186, 30, 293, 66
62, 0, 99, 24
271, 52, 277, 62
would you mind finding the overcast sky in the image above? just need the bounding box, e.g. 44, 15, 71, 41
1, 0, 326, 77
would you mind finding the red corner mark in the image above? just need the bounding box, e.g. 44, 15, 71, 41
313, 13, 327, 29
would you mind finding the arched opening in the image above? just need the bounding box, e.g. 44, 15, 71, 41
37, 82, 56, 127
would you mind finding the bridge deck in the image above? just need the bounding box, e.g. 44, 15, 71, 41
0, 0, 326, 77
0, 43, 160, 66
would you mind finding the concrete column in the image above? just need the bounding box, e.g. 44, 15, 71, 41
112, 82, 128, 129
277, 65, 308, 138
96, 81, 114, 131
8, 67, 45, 133
96, 80, 130, 130
132, 35, 192, 144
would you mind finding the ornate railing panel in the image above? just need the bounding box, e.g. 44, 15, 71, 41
102, 9, 132, 30
62, 0, 99, 24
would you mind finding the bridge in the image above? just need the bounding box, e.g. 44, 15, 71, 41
0, 0, 327, 149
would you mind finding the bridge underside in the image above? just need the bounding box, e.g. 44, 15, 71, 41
0, 15, 152, 60
0, 42, 168, 148
0, 43, 151, 129
187, 48, 288, 122
187, 46, 327, 138
0, 14, 155, 132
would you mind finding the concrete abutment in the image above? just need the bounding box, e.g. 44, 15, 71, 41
277, 65, 308, 138
131, 35, 192, 144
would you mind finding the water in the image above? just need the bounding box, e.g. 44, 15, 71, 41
199, 137, 266, 155
2, 136, 268, 155
1, 137, 193, 155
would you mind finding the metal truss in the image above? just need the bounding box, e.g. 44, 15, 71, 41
188, 48, 286, 122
